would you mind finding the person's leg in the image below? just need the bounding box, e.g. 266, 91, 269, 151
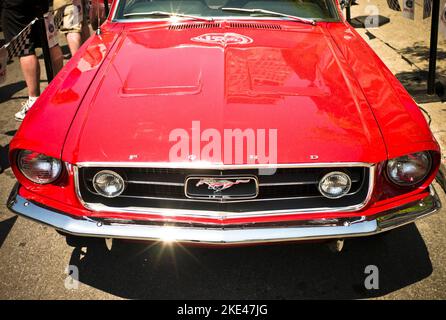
61, 3, 88, 56
50, 45, 64, 75
15, 54, 40, 121
19, 54, 40, 97
15, 44, 62, 121
6, 0, 52, 121
66, 32, 82, 55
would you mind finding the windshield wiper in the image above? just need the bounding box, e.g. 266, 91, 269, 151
221, 7, 316, 25
123, 11, 214, 22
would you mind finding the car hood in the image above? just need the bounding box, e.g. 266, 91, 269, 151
63, 23, 387, 164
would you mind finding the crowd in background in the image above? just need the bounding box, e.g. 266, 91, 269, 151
1, 0, 111, 121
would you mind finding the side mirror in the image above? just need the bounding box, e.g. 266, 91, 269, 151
340, 0, 351, 9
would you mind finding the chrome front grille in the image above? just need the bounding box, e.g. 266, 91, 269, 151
75, 164, 374, 218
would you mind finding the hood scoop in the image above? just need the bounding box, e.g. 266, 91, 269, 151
168, 22, 282, 30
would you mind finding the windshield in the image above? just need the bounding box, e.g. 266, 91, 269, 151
114, 0, 340, 22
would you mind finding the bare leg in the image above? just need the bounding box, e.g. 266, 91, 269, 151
50, 45, 64, 75
66, 32, 82, 56
19, 54, 40, 97
20, 47, 62, 96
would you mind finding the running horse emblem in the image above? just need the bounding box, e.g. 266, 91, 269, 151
196, 178, 252, 192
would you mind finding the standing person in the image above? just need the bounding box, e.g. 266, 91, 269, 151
1, 0, 64, 121
53, 0, 90, 56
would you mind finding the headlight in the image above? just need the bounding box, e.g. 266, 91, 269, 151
318, 171, 352, 199
92, 170, 126, 198
17, 150, 62, 184
387, 152, 432, 186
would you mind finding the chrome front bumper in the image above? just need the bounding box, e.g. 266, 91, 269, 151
7, 185, 442, 245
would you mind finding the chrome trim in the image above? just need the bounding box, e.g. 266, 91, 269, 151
259, 181, 318, 186
119, 193, 326, 203
92, 170, 126, 198
111, 190, 360, 203
126, 180, 184, 187
7, 185, 441, 245
113, 17, 316, 23
97, 177, 353, 187
73, 163, 375, 219
318, 171, 352, 199
76, 161, 374, 169
110, 0, 119, 21
122, 180, 360, 187
85, 185, 345, 203
110, 0, 342, 22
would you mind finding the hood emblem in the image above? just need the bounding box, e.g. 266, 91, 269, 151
191, 33, 253, 46
196, 178, 251, 192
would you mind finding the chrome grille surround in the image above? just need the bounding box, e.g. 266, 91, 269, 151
74, 162, 375, 219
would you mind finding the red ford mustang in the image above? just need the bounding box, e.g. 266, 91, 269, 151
7, 0, 442, 247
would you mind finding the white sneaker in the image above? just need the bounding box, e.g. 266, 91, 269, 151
15, 97, 38, 122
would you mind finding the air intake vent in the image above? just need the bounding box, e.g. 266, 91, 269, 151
168, 22, 282, 30
169, 23, 222, 30
228, 22, 282, 30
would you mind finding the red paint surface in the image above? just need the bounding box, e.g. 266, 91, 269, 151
9, 12, 440, 225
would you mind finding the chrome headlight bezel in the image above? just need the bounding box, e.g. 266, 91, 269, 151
318, 171, 352, 199
386, 152, 432, 187
17, 149, 62, 184
92, 170, 126, 198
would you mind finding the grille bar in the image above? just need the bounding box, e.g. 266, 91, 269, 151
86, 167, 362, 185
98, 191, 361, 203
126, 180, 184, 187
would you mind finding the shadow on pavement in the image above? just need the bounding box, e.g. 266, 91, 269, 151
0, 81, 26, 103
395, 70, 445, 103
68, 223, 432, 299
436, 164, 446, 195
349, 15, 390, 29
399, 42, 446, 62
0, 216, 17, 249
0, 144, 10, 173
3, 130, 16, 137
395, 44, 446, 101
